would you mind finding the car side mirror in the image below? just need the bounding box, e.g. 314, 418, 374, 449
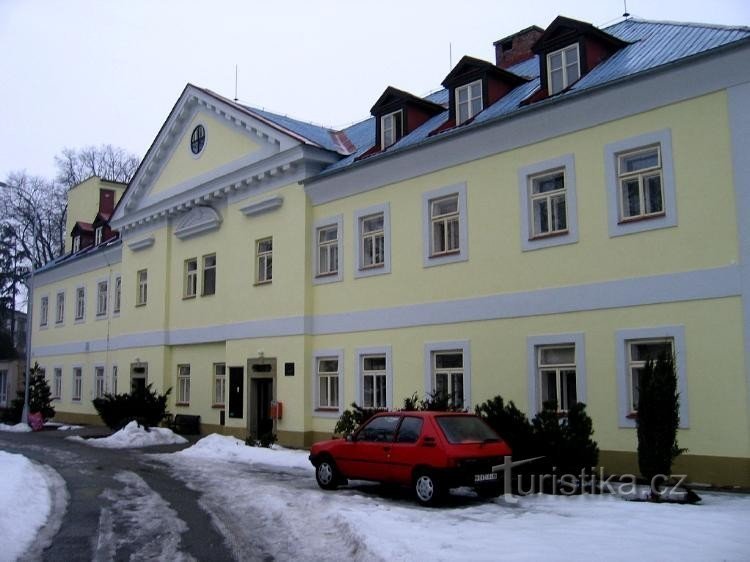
346, 434, 354, 442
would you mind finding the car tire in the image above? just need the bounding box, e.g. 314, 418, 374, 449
414, 471, 443, 506
315, 457, 341, 490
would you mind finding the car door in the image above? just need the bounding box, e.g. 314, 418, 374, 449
386, 416, 425, 484
336, 415, 400, 482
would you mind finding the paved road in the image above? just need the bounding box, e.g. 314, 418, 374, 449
0, 427, 241, 562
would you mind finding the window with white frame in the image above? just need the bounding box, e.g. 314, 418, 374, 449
433, 351, 464, 408
359, 213, 385, 269
72, 236, 81, 253
456, 80, 482, 125
213, 363, 226, 406
617, 145, 664, 222
537, 345, 577, 412
316, 357, 340, 409
56, 292, 65, 324
184, 258, 198, 298
40, 296, 49, 327
177, 364, 190, 404
111, 365, 118, 395
72, 367, 82, 401
626, 338, 674, 414
75, 287, 85, 321
136, 269, 148, 306
0, 369, 7, 407
529, 169, 567, 237
53, 368, 62, 400
94, 226, 103, 245
547, 44, 580, 95
114, 276, 121, 313
430, 195, 460, 257
96, 281, 108, 316
422, 184, 468, 267
95, 366, 106, 398
202, 254, 216, 296
381, 110, 403, 149
256, 238, 272, 284
361, 355, 387, 409
317, 225, 339, 276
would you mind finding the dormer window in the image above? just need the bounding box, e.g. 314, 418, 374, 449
72, 236, 81, 253
94, 226, 103, 245
547, 44, 580, 94
381, 110, 403, 149
456, 80, 483, 125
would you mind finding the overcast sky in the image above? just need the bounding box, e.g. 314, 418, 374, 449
1, 0, 748, 181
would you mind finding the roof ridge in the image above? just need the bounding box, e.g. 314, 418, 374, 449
608, 17, 750, 33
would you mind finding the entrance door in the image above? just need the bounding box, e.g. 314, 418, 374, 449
247, 358, 277, 438
228, 367, 244, 418
130, 363, 148, 394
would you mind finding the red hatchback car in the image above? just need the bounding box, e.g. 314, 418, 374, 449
309, 411, 512, 505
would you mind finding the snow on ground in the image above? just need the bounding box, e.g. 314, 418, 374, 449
0, 451, 66, 562
162, 434, 750, 562
0, 422, 31, 433
67, 421, 187, 448
56, 425, 83, 431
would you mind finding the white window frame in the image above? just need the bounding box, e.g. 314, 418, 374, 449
94, 226, 103, 245
55, 291, 65, 325
255, 237, 273, 284
74, 286, 85, 322
72, 235, 81, 253
213, 363, 226, 406
356, 346, 393, 410
616, 145, 665, 221
526, 333, 586, 417
111, 365, 118, 395
40, 295, 49, 327
381, 110, 403, 149
94, 366, 106, 399
96, 280, 108, 317
202, 254, 216, 296
177, 364, 191, 404
547, 44, 580, 95
184, 257, 198, 298
53, 367, 62, 400
136, 269, 148, 306
616, 326, 688, 428
518, 154, 578, 251
605, 129, 677, 237
312, 215, 343, 284
424, 340, 471, 410
354, 203, 391, 278
0, 369, 7, 407
422, 183, 468, 267
455, 79, 483, 125
72, 366, 82, 402
113, 276, 121, 314
312, 349, 344, 417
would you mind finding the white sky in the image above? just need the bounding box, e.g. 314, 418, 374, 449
1, 0, 748, 180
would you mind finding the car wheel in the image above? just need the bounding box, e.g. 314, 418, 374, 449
414, 471, 443, 506
315, 458, 340, 490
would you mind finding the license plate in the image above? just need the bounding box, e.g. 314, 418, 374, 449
474, 473, 497, 483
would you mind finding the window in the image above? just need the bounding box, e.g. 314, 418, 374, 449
423, 183, 468, 267
96, 281, 108, 316
396, 417, 423, 444
184, 258, 198, 298
0, 370, 7, 407
191, 124, 206, 155
202, 254, 216, 296
605, 130, 676, 237
361, 355, 387, 409
360, 213, 384, 269
112, 365, 118, 395
530, 170, 567, 237
114, 276, 121, 313
136, 269, 148, 306
358, 415, 400, 442
617, 146, 664, 221
94, 226, 103, 245
316, 357, 340, 409
55, 292, 65, 324
615, 326, 688, 428
381, 110, 403, 149
95, 366, 105, 399
72, 367, 82, 401
537, 345, 577, 412
53, 368, 62, 400
177, 364, 190, 404
213, 363, 226, 406
456, 80, 482, 125
75, 287, 85, 321
256, 238, 272, 284
433, 351, 465, 408
547, 44, 580, 95
317, 225, 339, 276
72, 236, 81, 253
40, 296, 48, 327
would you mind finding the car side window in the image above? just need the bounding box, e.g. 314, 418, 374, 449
358, 415, 400, 442
395, 417, 424, 444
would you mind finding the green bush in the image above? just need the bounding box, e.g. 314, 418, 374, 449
93, 384, 171, 430
9, 363, 55, 422
334, 402, 382, 436
245, 431, 278, 448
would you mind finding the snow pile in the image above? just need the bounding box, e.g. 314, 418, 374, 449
0, 451, 55, 560
0, 422, 31, 433
175, 433, 313, 471
56, 425, 83, 431
67, 421, 187, 448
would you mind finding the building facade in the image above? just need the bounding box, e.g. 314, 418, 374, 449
29, 16, 750, 485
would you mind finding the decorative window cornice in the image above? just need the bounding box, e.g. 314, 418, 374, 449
173, 206, 222, 240
127, 236, 155, 251
240, 196, 284, 217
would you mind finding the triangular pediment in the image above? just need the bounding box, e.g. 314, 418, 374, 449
111, 84, 322, 232
532, 15, 627, 54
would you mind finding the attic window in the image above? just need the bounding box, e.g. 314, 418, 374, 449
547, 44, 580, 95
72, 236, 81, 253
94, 226, 103, 245
381, 110, 403, 149
456, 80, 482, 125
190, 125, 206, 155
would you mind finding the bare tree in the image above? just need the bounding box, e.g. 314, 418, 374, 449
55, 144, 139, 189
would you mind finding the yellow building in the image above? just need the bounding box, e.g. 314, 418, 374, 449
30, 16, 750, 485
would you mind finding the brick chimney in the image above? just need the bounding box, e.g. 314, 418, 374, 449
494, 25, 545, 69
99, 189, 115, 214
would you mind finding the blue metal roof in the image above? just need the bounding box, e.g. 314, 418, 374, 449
242, 106, 344, 153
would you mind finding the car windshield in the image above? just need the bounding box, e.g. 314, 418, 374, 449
436, 416, 500, 444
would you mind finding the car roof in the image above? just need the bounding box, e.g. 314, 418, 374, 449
372, 411, 475, 418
